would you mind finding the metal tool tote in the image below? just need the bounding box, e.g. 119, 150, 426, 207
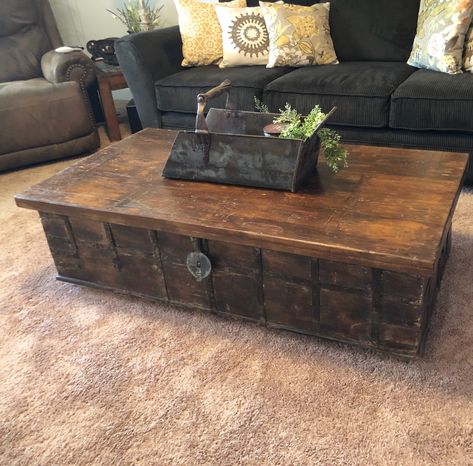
162, 80, 336, 192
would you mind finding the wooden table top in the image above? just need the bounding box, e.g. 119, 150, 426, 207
15, 128, 468, 275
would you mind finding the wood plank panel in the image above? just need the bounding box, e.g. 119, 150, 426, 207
319, 288, 372, 342
262, 250, 312, 281
264, 277, 315, 330
319, 260, 371, 292
117, 253, 166, 298
157, 232, 211, 309
213, 271, 264, 321
209, 241, 264, 321
262, 249, 316, 330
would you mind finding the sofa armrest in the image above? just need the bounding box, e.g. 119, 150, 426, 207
41, 50, 96, 89
115, 26, 183, 128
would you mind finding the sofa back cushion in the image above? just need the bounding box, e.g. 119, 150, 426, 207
249, 0, 421, 61
0, 0, 52, 82
328, 0, 421, 61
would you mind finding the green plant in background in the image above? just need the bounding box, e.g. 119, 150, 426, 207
108, 0, 163, 33
255, 99, 348, 173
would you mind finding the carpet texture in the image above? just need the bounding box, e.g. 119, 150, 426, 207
1, 132, 473, 465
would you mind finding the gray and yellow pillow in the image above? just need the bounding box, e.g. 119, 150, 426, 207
174, 0, 247, 67
408, 0, 473, 74
260, 2, 338, 68
464, 24, 473, 71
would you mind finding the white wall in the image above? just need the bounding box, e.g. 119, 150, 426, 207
49, 0, 178, 100
49, 0, 178, 49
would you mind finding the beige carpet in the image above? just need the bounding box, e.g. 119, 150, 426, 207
1, 130, 473, 465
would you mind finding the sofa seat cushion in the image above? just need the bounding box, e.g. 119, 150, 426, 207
155, 65, 292, 113
263, 62, 416, 128
390, 70, 473, 133
0, 78, 94, 155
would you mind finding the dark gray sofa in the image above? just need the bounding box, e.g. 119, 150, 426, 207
116, 0, 473, 182
0, 0, 99, 172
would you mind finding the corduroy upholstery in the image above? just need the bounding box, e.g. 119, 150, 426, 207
328, 0, 420, 62
156, 66, 291, 113
263, 62, 416, 128
390, 70, 473, 133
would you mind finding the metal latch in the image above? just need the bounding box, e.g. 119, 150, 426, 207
186, 251, 212, 281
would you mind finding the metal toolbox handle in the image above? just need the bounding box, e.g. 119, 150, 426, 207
195, 80, 233, 133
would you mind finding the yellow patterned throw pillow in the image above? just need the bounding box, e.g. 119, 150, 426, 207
215, 6, 270, 67
175, 0, 247, 67
260, 2, 338, 68
407, 0, 473, 74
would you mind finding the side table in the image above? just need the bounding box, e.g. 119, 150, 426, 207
95, 61, 127, 141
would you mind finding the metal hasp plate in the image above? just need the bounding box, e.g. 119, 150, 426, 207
186, 251, 212, 281
162, 80, 336, 192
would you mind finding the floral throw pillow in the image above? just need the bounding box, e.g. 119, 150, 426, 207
175, 0, 247, 67
464, 25, 473, 71
260, 2, 338, 68
215, 6, 270, 67
407, 0, 473, 74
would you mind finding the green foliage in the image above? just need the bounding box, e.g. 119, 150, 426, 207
275, 104, 324, 140
277, 104, 348, 173
107, 0, 163, 33
253, 100, 348, 173
254, 97, 269, 114
317, 128, 348, 173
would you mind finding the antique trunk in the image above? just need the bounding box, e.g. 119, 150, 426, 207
37, 211, 452, 358
15, 129, 468, 359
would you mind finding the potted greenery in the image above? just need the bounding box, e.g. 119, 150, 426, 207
256, 99, 348, 173
108, 0, 163, 33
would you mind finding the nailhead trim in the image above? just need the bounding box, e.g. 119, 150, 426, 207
65, 63, 96, 129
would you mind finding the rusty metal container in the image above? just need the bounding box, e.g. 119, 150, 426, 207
162, 80, 335, 192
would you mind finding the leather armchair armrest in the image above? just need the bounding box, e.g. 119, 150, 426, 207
41, 50, 96, 89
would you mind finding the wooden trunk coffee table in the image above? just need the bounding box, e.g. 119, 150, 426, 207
15, 129, 468, 358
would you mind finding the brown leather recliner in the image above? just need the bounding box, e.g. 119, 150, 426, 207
0, 0, 99, 172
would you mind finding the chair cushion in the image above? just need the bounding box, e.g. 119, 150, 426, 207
0, 78, 94, 155
0, 0, 52, 82
155, 65, 291, 113
263, 62, 416, 128
0, 0, 39, 37
0, 26, 51, 82
328, 0, 421, 62
390, 70, 473, 133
